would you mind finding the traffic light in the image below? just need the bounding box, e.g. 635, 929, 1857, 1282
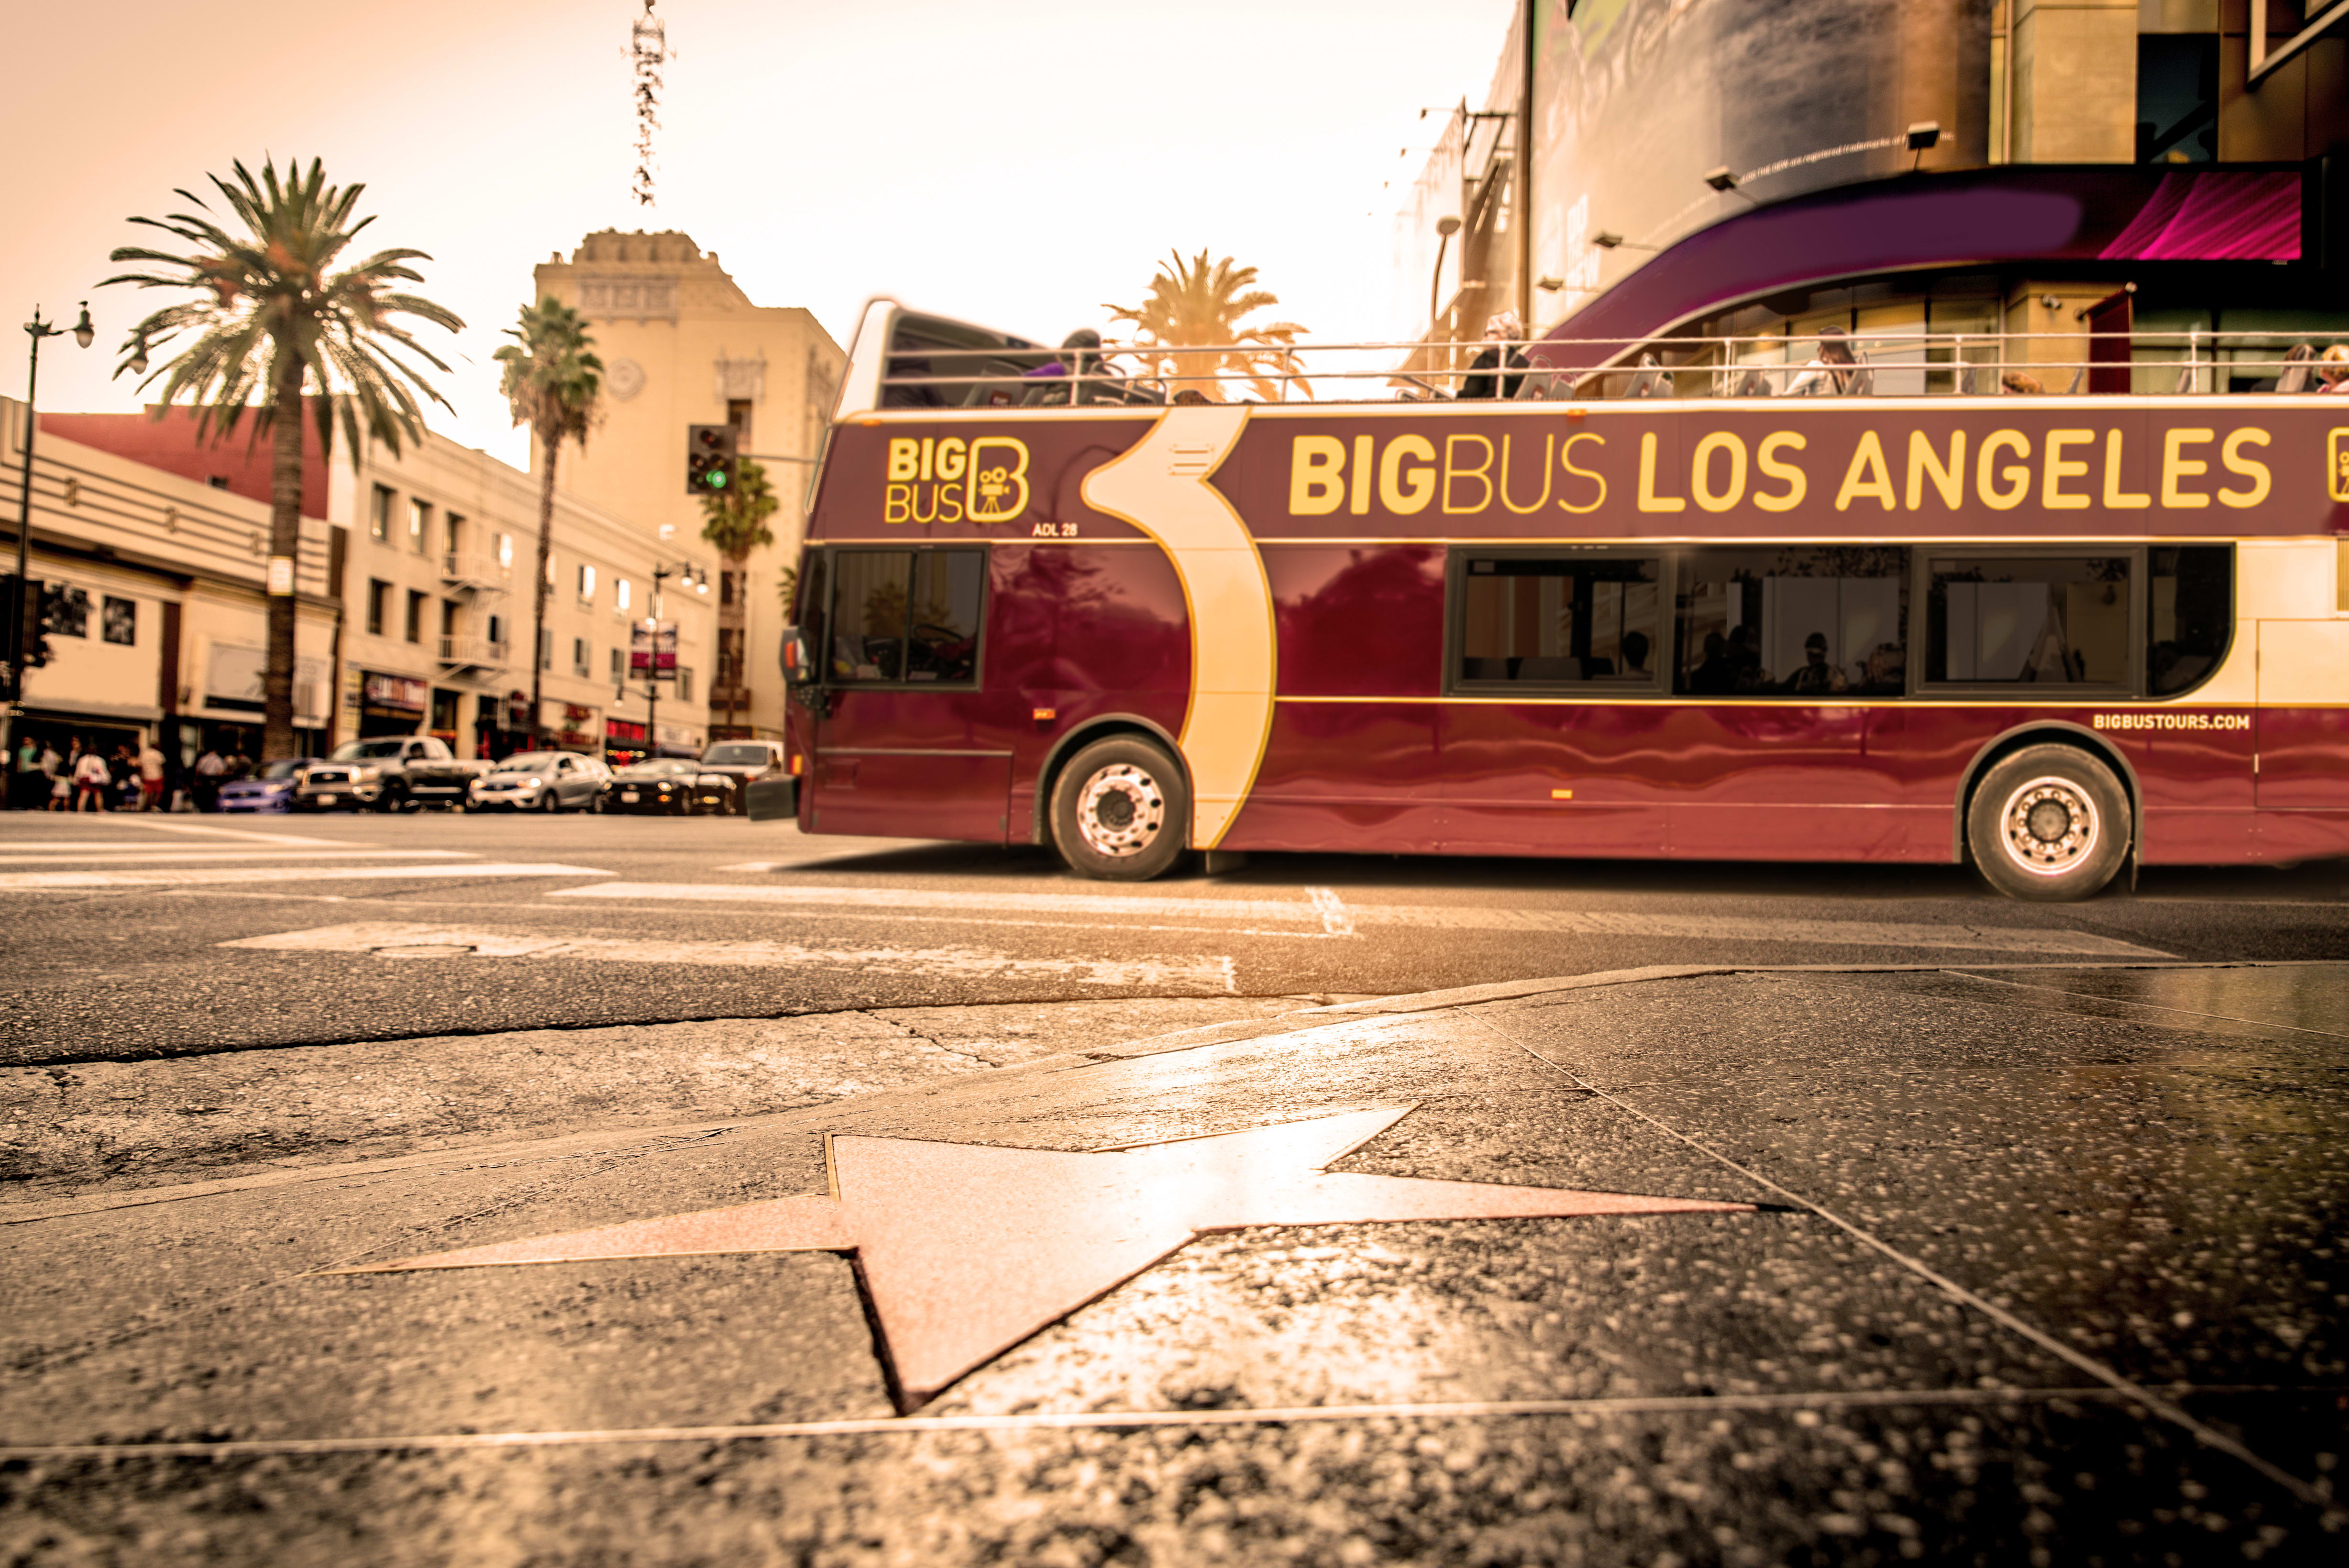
686, 424, 738, 497
0, 575, 46, 673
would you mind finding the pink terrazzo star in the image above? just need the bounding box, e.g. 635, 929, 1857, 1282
348, 1106, 1753, 1406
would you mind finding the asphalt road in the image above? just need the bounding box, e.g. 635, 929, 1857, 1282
1, 806, 2344, 1065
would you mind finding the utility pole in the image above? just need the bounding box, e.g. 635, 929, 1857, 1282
3, 303, 92, 798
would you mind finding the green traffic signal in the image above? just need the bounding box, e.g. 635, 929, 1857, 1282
708, 471, 728, 490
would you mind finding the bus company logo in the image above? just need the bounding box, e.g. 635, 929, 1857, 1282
2331, 429, 2349, 502
2092, 712, 2250, 731
884, 436, 1030, 525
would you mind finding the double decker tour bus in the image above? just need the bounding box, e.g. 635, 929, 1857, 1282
772, 300, 2349, 901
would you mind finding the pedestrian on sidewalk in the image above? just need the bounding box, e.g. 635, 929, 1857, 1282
10, 735, 38, 810
137, 738, 167, 812
109, 746, 139, 812
72, 745, 112, 812
191, 746, 224, 813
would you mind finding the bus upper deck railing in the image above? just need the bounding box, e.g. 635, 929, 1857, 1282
870, 328, 2349, 409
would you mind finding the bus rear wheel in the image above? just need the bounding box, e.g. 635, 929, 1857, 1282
1966, 744, 2130, 903
1050, 737, 1188, 882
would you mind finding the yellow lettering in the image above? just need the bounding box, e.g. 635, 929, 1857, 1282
882, 482, 912, 524
1443, 434, 1494, 514
2218, 428, 2271, 508
937, 485, 964, 524
2041, 429, 2093, 510
1349, 434, 1373, 515
1289, 435, 1345, 515
1637, 431, 1685, 513
935, 436, 967, 483
918, 437, 935, 483
2100, 429, 2149, 508
1379, 434, 1437, 514
1834, 431, 1895, 512
909, 482, 939, 524
1905, 430, 1965, 510
886, 439, 920, 482
1689, 431, 1747, 513
1556, 432, 1607, 514
1499, 432, 1555, 514
965, 436, 1031, 520
1753, 432, 1807, 513
2162, 427, 2213, 509
1977, 430, 2030, 510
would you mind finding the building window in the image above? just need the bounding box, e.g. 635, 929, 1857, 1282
441, 599, 460, 640
2137, 32, 2218, 165
445, 512, 465, 557
487, 612, 506, 649
405, 590, 427, 644
370, 485, 394, 542
727, 398, 753, 445
616, 577, 632, 612
495, 531, 514, 570
539, 628, 553, 671
717, 627, 746, 685
206, 475, 229, 491
409, 498, 431, 554
579, 563, 596, 602
678, 667, 694, 703
572, 636, 591, 676
101, 596, 137, 646
610, 646, 624, 680
366, 579, 390, 636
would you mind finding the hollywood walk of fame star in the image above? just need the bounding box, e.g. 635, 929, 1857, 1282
346, 1106, 1753, 1408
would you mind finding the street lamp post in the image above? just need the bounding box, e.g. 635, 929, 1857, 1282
4, 302, 94, 795
616, 560, 707, 763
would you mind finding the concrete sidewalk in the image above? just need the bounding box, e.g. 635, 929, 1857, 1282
3, 963, 2344, 1564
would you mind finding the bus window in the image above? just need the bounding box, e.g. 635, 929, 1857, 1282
1673, 546, 1909, 698
1924, 554, 2132, 688
825, 548, 985, 686
2148, 545, 2232, 697
1452, 554, 1662, 689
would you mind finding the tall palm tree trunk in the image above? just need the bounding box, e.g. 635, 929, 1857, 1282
527, 427, 557, 747
262, 360, 306, 760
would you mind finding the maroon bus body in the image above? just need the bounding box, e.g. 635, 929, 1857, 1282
790, 405, 2349, 872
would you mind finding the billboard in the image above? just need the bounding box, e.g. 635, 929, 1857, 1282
629, 620, 678, 676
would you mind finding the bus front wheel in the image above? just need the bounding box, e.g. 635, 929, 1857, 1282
1050, 737, 1188, 882
1966, 744, 2130, 903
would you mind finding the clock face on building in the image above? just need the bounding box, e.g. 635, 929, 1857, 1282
607, 358, 647, 401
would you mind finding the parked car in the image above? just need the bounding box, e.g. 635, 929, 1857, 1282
694, 740, 789, 815
594, 759, 724, 816
296, 736, 486, 812
467, 751, 610, 813
217, 758, 325, 814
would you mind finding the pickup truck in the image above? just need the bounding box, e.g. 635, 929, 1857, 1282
294, 735, 489, 812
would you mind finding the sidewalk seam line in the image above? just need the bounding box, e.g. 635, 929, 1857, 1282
1460, 1010, 2342, 1521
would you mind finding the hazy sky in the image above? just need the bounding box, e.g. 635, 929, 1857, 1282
1, 0, 1513, 467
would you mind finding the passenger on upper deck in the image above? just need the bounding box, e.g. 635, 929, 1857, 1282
1460, 311, 1529, 400
1020, 330, 1116, 406
2318, 344, 2349, 394
1784, 326, 1871, 397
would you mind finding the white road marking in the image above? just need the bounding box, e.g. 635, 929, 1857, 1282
1307, 887, 1355, 937
0, 849, 473, 863
0, 863, 611, 890
25, 818, 346, 847
549, 881, 2171, 958
220, 921, 1236, 992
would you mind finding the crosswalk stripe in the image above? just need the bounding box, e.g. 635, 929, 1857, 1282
0, 863, 611, 890
549, 881, 2168, 957
0, 849, 473, 863
57, 820, 344, 847
219, 921, 1235, 992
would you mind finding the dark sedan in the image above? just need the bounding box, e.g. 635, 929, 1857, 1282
594, 759, 722, 816
216, 758, 326, 814
694, 740, 788, 815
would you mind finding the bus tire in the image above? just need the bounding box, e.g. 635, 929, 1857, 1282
1050, 736, 1188, 882
1966, 744, 2130, 903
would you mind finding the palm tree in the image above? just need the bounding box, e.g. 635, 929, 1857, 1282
495, 298, 602, 747
698, 457, 780, 735
1103, 249, 1310, 402
102, 157, 461, 760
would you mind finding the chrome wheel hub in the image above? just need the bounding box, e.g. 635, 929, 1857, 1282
1999, 776, 2098, 875
1075, 764, 1165, 858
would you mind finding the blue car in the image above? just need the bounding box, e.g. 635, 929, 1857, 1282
217, 758, 325, 814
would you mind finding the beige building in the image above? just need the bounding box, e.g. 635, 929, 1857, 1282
32, 401, 715, 770
529, 230, 845, 742
3, 394, 337, 776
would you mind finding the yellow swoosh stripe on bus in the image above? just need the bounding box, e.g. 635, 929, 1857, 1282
1081, 405, 1276, 850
